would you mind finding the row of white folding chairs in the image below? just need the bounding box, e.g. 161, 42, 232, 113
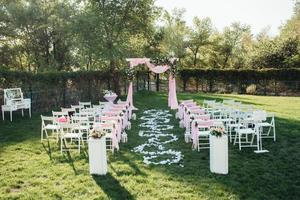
41, 113, 118, 153
188, 99, 276, 152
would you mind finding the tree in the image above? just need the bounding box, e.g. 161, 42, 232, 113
187, 17, 212, 67
160, 8, 188, 60
218, 22, 251, 68
0, 0, 76, 72
79, 0, 158, 93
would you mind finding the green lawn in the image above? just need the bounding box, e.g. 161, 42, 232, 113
0, 91, 300, 200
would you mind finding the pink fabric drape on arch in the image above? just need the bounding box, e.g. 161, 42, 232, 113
126, 58, 179, 110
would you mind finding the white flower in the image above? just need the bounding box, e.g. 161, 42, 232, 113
133, 109, 183, 166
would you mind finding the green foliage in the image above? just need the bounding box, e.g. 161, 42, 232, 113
1, 0, 300, 72
251, 37, 300, 68
187, 17, 213, 67
160, 9, 188, 59
0, 0, 77, 71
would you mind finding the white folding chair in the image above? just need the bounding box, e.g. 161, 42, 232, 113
71, 105, 84, 113
226, 110, 244, 143
93, 123, 116, 153
52, 111, 69, 125
92, 105, 105, 115
195, 120, 214, 151
234, 117, 257, 151
203, 100, 216, 108
71, 116, 90, 141
258, 112, 276, 141
40, 115, 60, 141
61, 107, 76, 115
60, 123, 84, 153
79, 101, 91, 108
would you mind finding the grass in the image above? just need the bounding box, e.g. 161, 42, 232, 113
0, 91, 300, 200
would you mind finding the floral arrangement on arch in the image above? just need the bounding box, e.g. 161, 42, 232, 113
150, 57, 178, 77
125, 67, 136, 81
210, 127, 226, 137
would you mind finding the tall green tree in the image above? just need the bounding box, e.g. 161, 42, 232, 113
0, 0, 76, 72
187, 17, 213, 67
76, 0, 158, 93
219, 22, 251, 68
160, 9, 188, 60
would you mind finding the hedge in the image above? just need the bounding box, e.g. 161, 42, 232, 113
0, 68, 299, 112
178, 68, 300, 82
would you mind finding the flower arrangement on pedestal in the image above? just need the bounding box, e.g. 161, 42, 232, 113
103, 90, 116, 96
90, 129, 106, 139
150, 57, 178, 77
210, 127, 226, 137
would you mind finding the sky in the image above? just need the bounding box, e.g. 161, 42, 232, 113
155, 0, 295, 36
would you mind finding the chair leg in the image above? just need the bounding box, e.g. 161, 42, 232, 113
273, 122, 276, 142
239, 133, 241, 150
78, 137, 81, 153
10, 110, 12, 122
29, 107, 31, 118
229, 127, 232, 142
56, 129, 59, 143
22, 109, 24, 117
60, 137, 63, 154
81, 137, 85, 147
2, 110, 4, 120
41, 128, 44, 141
233, 132, 237, 145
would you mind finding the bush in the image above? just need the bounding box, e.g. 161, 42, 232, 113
246, 84, 257, 95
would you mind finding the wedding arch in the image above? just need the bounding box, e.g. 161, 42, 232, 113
125, 58, 179, 110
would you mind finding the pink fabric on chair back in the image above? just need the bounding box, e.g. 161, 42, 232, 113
190, 109, 206, 115
194, 114, 210, 121
58, 116, 67, 123
97, 116, 122, 143
191, 120, 214, 149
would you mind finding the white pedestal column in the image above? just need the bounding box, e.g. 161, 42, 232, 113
209, 135, 228, 174
88, 137, 107, 175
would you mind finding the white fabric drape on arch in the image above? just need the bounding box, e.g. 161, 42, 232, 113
126, 58, 178, 110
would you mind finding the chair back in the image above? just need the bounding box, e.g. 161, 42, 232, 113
71, 105, 84, 113
253, 110, 267, 122
52, 111, 69, 124
203, 100, 216, 108
41, 115, 54, 127
59, 123, 79, 134
61, 107, 76, 113
194, 114, 211, 121
79, 101, 91, 108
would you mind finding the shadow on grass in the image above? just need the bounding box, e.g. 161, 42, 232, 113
129, 91, 300, 199
62, 151, 78, 175
42, 140, 53, 160
93, 173, 135, 200
111, 153, 147, 177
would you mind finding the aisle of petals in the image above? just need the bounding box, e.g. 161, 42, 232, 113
133, 109, 183, 165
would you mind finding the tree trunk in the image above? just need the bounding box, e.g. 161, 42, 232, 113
109, 59, 121, 95
193, 47, 199, 67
